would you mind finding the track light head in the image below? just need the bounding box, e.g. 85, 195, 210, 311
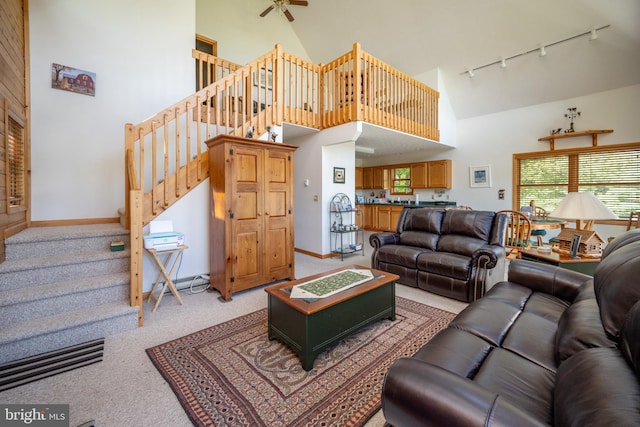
468, 69, 475, 78
539, 46, 547, 57
590, 29, 598, 40
500, 58, 507, 68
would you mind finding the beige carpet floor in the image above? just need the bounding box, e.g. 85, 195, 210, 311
0, 245, 468, 427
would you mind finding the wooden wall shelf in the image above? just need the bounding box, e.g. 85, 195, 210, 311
538, 129, 613, 150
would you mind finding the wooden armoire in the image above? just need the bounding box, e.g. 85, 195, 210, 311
206, 135, 297, 301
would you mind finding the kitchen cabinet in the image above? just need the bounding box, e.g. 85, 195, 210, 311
411, 162, 428, 188
362, 167, 374, 189
206, 135, 296, 301
411, 160, 451, 189
390, 206, 404, 231
354, 208, 364, 229
377, 205, 391, 231
363, 205, 376, 229
355, 167, 364, 189
373, 167, 389, 189
428, 160, 452, 189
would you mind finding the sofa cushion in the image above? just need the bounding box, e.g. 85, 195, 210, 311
500, 293, 567, 372
413, 328, 492, 379
554, 347, 640, 427
441, 209, 495, 239
594, 240, 640, 340
398, 230, 439, 250
474, 348, 555, 424
400, 208, 444, 234
376, 245, 428, 267
555, 297, 614, 364
416, 251, 470, 281
448, 282, 530, 346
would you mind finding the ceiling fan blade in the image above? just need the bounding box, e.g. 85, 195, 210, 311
289, 0, 308, 6
284, 8, 295, 22
259, 5, 275, 17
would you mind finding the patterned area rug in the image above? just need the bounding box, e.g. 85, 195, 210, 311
146, 297, 455, 427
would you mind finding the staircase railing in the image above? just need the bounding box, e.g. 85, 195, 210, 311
124, 43, 439, 324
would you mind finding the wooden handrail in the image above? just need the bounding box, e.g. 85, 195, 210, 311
125, 43, 440, 323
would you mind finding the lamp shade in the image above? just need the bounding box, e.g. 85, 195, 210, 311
549, 192, 618, 220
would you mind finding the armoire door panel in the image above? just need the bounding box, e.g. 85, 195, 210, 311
267, 191, 287, 217
268, 156, 286, 183
236, 231, 259, 277
236, 152, 259, 182
236, 191, 258, 220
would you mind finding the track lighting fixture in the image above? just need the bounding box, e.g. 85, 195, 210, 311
460, 24, 609, 78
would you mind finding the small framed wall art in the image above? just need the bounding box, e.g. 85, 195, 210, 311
51, 63, 96, 97
333, 167, 346, 184
469, 165, 492, 188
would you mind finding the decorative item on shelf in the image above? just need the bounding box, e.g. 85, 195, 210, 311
564, 107, 581, 133
550, 128, 562, 135
266, 126, 278, 142
245, 126, 254, 138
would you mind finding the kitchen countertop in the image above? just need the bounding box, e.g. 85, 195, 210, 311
356, 201, 456, 207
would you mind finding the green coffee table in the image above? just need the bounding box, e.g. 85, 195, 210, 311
265, 265, 398, 371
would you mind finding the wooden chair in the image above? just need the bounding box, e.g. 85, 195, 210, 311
498, 210, 532, 260
627, 211, 640, 231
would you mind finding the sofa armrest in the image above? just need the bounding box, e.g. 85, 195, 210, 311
382, 358, 548, 427
369, 231, 399, 249
472, 245, 505, 269
507, 259, 593, 303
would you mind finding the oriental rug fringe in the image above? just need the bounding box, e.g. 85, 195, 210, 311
146, 297, 455, 427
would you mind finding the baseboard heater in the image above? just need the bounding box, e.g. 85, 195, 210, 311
0, 338, 104, 392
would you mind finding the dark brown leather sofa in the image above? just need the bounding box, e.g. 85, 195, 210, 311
370, 208, 507, 302
381, 229, 640, 427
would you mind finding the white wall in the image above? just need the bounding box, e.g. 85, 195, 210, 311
292, 122, 361, 255
29, 0, 196, 221
453, 84, 640, 212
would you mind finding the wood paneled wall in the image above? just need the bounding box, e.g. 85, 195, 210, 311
0, 0, 31, 260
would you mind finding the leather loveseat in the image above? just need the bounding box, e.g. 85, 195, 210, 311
370, 208, 507, 302
381, 229, 640, 427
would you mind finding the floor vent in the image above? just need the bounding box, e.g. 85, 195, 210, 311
0, 338, 104, 392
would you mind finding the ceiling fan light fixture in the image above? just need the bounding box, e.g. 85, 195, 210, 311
259, 0, 308, 21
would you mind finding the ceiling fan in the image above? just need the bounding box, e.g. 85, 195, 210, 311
259, 0, 308, 22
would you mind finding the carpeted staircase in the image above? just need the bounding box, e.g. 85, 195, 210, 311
0, 224, 139, 365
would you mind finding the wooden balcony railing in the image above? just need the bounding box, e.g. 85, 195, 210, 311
125, 42, 439, 325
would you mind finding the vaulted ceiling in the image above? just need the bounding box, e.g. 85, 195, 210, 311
281, 0, 640, 120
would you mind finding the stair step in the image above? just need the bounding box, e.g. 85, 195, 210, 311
5, 223, 129, 261
0, 250, 130, 291
0, 303, 138, 364
0, 272, 129, 325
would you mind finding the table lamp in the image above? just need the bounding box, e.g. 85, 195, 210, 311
549, 192, 618, 231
